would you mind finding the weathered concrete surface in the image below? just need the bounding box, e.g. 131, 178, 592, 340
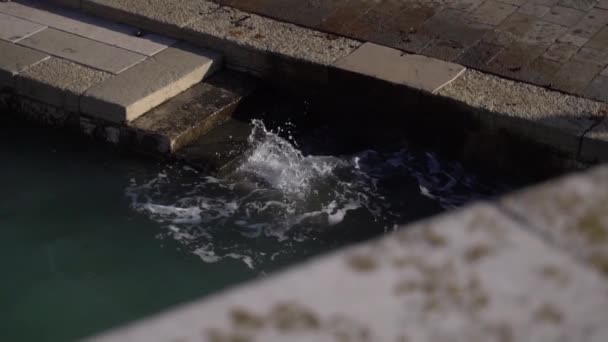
75, 0, 360, 85
0, 39, 48, 88
501, 166, 608, 276
15, 57, 110, 113
438, 69, 606, 157
17, 28, 146, 74
0, 0, 175, 56
80, 43, 221, 123
0, 12, 45, 43
334, 42, 465, 93
89, 166, 608, 342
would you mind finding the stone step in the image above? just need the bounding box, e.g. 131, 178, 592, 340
80, 70, 257, 155
80, 42, 222, 123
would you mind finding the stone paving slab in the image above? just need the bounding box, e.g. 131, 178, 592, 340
15, 57, 110, 113
334, 42, 465, 93
90, 166, 608, 342
17, 28, 146, 74
0, 12, 46, 43
0, 0, 174, 56
80, 43, 221, 123
211, 0, 608, 102
0, 40, 48, 88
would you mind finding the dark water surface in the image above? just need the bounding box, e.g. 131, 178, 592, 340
0, 114, 514, 341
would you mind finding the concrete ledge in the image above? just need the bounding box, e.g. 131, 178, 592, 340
89, 165, 608, 342
15, 57, 110, 113
501, 166, 608, 276
0, 40, 48, 89
80, 43, 221, 123
437, 70, 607, 159
80, 71, 256, 155
334, 43, 465, 94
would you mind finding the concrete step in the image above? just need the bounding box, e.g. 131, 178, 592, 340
80, 70, 257, 155
80, 42, 222, 123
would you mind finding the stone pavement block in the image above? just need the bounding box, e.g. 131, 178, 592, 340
502, 165, 608, 274
584, 74, 608, 101
317, 0, 376, 34
602, 65, 608, 74
585, 26, 608, 50
518, 3, 552, 17
500, 0, 528, 5
569, 8, 608, 38
0, 40, 48, 88
90, 198, 608, 342
455, 41, 503, 68
598, 0, 608, 8
129, 71, 256, 153
421, 39, 465, 61
0, 0, 174, 56
520, 17, 569, 43
542, 42, 580, 62
557, 32, 589, 45
372, 6, 437, 53
542, 5, 586, 26
15, 57, 110, 113
81, 0, 218, 32
572, 46, 608, 65
17, 28, 145, 74
342, 0, 407, 42
438, 69, 603, 154
487, 41, 550, 74
531, 0, 561, 6
0, 12, 46, 43
424, 9, 493, 47
496, 12, 538, 37
334, 43, 466, 93
81, 43, 221, 123
483, 28, 518, 46
522, 56, 563, 85
552, 58, 603, 92
559, 0, 599, 10
449, 0, 486, 12
469, 0, 519, 26
379, 28, 435, 54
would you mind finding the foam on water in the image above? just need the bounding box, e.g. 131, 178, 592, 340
126, 120, 504, 269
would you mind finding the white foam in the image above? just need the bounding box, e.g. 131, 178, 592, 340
126, 120, 504, 269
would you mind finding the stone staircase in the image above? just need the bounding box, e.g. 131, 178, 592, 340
0, 0, 255, 158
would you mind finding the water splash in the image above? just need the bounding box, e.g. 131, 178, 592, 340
126, 120, 505, 269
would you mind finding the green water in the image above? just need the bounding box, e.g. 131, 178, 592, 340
0, 121, 259, 341
0, 113, 512, 341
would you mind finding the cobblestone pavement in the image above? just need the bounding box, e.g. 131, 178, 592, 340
216, 0, 608, 102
